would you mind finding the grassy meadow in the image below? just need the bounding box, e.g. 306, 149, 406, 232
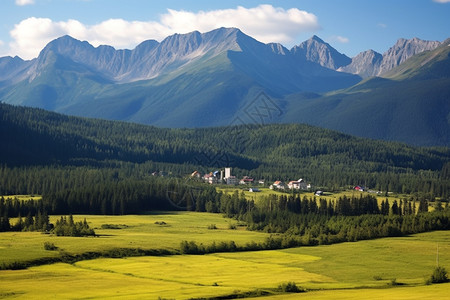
1, 212, 268, 265
219, 186, 414, 207
0, 194, 42, 201
1, 212, 450, 299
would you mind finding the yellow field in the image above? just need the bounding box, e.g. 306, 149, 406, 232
219, 186, 419, 209
256, 284, 450, 300
1, 212, 269, 264
1, 213, 449, 300
0, 194, 42, 201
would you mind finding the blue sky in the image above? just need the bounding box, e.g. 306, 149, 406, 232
1, 0, 449, 60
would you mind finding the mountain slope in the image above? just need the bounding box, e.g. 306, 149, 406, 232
0, 28, 361, 126
292, 35, 351, 69
378, 37, 441, 75
0, 56, 30, 87
382, 38, 450, 80
283, 41, 450, 146
338, 37, 441, 77
0, 28, 448, 145
337, 49, 383, 77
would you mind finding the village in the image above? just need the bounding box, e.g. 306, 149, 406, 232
151, 167, 379, 196
190, 167, 313, 193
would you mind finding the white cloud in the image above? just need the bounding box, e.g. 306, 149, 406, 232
9, 17, 66, 59
15, 0, 35, 6
7, 5, 320, 59
160, 5, 320, 45
433, 0, 450, 3
377, 23, 387, 29
330, 35, 349, 43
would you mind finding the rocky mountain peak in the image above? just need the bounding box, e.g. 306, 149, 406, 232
337, 49, 382, 77
39, 35, 97, 58
339, 37, 442, 78
1, 28, 446, 85
0, 55, 29, 85
378, 37, 441, 75
291, 35, 351, 70
24, 29, 248, 83
310, 35, 325, 43
268, 43, 289, 55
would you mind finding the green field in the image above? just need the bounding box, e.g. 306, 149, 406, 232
0, 194, 42, 202
1, 212, 449, 299
1, 212, 268, 265
219, 186, 413, 207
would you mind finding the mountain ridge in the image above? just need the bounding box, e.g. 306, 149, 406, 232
2, 28, 441, 82
0, 28, 448, 146
338, 37, 441, 77
284, 41, 450, 146
292, 35, 352, 70
0, 27, 361, 111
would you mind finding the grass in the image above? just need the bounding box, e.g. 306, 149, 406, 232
282, 231, 450, 289
0, 250, 326, 299
1, 211, 450, 299
0, 194, 42, 201
218, 186, 411, 207
259, 284, 450, 300
1, 212, 268, 265
0, 263, 203, 299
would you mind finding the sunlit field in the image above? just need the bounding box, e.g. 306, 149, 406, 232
1, 212, 449, 299
257, 284, 450, 300
1, 212, 269, 265
218, 186, 423, 210
0, 194, 42, 201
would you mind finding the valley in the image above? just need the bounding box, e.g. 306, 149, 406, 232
0, 212, 449, 299
0, 16, 449, 299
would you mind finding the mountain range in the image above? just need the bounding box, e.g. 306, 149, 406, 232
0, 27, 448, 146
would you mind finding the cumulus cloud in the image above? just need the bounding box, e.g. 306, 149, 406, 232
433, 0, 450, 3
160, 5, 320, 45
15, 0, 35, 6
330, 35, 349, 43
8, 5, 320, 59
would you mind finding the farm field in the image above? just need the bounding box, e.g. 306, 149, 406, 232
219, 186, 411, 206
256, 284, 450, 300
1, 213, 450, 299
0, 194, 42, 202
0, 212, 268, 265
217, 186, 400, 200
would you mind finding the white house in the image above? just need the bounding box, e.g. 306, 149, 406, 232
288, 178, 308, 190
270, 181, 286, 190
203, 173, 218, 184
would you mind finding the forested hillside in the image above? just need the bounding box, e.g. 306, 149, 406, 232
1, 103, 450, 253
1, 103, 449, 198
